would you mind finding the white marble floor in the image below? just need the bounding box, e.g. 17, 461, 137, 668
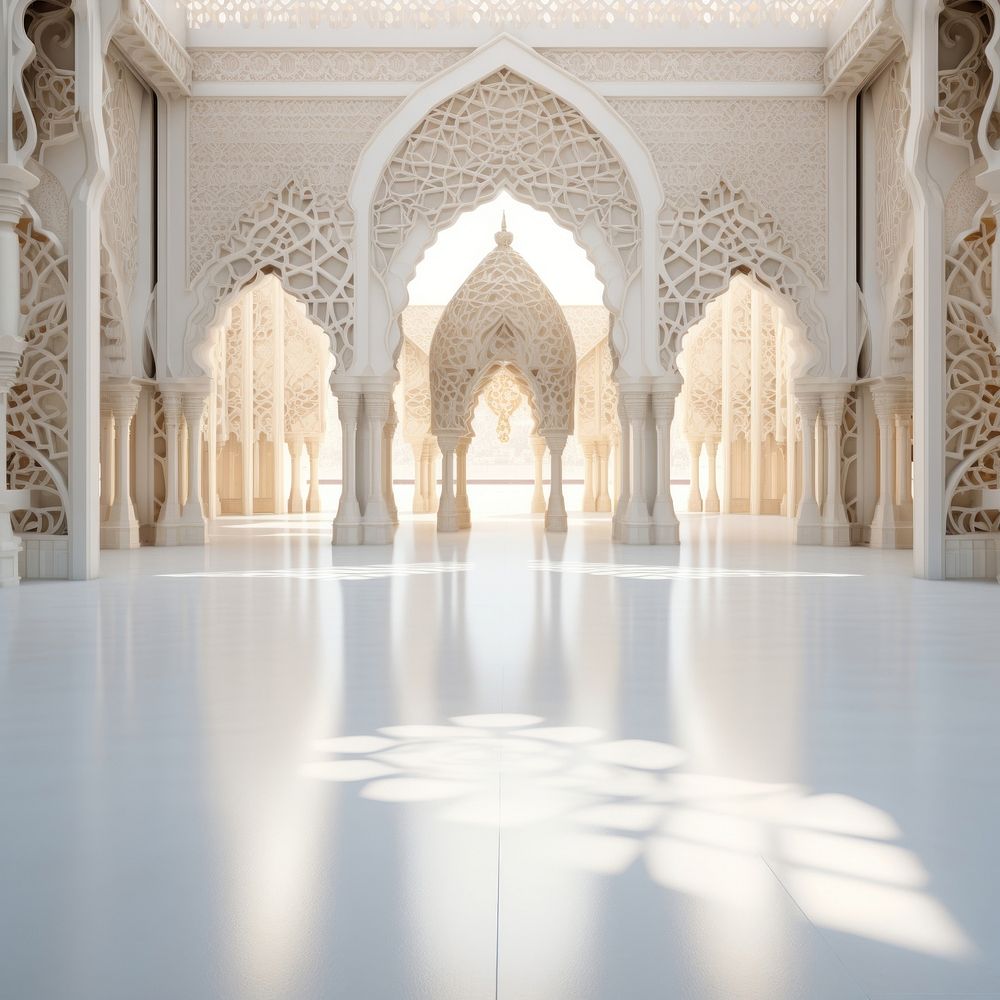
1, 487, 999, 1000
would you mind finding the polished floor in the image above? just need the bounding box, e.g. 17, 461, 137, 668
1, 486, 999, 1000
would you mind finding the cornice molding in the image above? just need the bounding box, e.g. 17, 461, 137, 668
112, 0, 193, 98
822, 0, 905, 97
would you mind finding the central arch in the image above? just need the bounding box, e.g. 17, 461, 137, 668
349, 35, 663, 381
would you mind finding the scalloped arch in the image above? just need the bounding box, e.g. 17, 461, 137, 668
659, 180, 828, 377
184, 180, 354, 376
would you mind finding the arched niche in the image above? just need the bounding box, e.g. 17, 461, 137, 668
349, 35, 663, 380
660, 180, 830, 379
183, 180, 354, 378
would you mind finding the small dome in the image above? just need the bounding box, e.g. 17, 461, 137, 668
429, 215, 576, 436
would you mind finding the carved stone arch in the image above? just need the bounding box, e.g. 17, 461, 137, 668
100, 239, 128, 375
350, 35, 663, 378
659, 180, 829, 377
184, 179, 354, 377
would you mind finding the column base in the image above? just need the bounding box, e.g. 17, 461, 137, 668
595, 497, 612, 513
1, 488, 28, 585
531, 497, 547, 514
437, 510, 460, 532
332, 521, 363, 545
289, 497, 305, 514
620, 521, 652, 545
362, 520, 394, 545
458, 512, 471, 530
653, 522, 680, 545
821, 521, 852, 547
869, 515, 912, 550
0, 544, 21, 587
545, 511, 567, 532
101, 519, 140, 549
155, 520, 206, 546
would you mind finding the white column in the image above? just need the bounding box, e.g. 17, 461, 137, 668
870, 383, 899, 549
704, 439, 721, 513
437, 434, 459, 532
410, 441, 426, 513
306, 437, 322, 513
793, 393, 822, 545
287, 434, 304, 513
332, 389, 362, 545
361, 390, 392, 545
180, 390, 208, 544
100, 381, 140, 549
620, 388, 651, 544
688, 438, 703, 513
240, 300, 254, 515
99, 392, 114, 519
530, 434, 547, 514
895, 409, 913, 516
0, 168, 37, 584
749, 286, 763, 515
721, 292, 734, 514
652, 387, 680, 544
581, 441, 596, 512
384, 401, 399, 526
456, 436, 471, 530
595, 439, 611, 512
155, 388, 183, 545
907, 0, 947, 578
270, 279, 286, 515
820, 389, 852, 547
544, 432, 568, 533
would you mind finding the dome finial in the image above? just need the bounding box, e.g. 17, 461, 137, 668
495, 211, 513, 248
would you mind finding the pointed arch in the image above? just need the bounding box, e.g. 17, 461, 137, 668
349, 35, 662, 378
183, 179, 354, 377
659, 180, 829, 377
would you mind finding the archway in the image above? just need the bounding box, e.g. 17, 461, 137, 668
349, 35, 662, 381
428, 218, 577, 533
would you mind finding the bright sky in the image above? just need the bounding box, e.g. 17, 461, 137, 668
407, 192, 605, 306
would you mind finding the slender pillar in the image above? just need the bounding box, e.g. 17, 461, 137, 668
749, 287, 764, 514
361, 391, 392, 544
287, 434, 304, 514
595, 439, 611, 512
688, 438, 703, 513
332, 389, 362, 545
154, 389, 183, 545
544, 433, 568, 533
306, 437, 322, 513
704, 439, 721, 513
410, 441, 426, 513
721, 292, 734, 514
794, 393, 822, 545
652, 387, 680, 544
0, 168, 38, 584
870, 385, 898, 548
581, 441, 596, 512
437, 434, 459, 532
620, 389, 651, 543
456, 436, 471, 530
99, 393, 114, 518
179, 390, 208, 544
530, 434, 547, 514
895, 410, 913, 513
820, 390, 851, 547
101, 381, 141, 549
384, 401, 398, 526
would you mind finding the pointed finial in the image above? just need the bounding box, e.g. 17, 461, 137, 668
495, 211, 513, 248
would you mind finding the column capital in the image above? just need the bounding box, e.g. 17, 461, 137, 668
620, 388, 650, 421
104, 379, 141, 417
158, 386, 183, 420
651, 392, 677, 422
363, 391, 391, 422
437, 432, 461, 451
181, 391, 207, 421
543, 432, 568, 452
871, 377, 913, 418
0, 337, 25, 390
0, 165, 38, 227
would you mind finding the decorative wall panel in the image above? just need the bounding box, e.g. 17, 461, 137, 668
187, 96, 400, 282
611, 97, 828, 282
